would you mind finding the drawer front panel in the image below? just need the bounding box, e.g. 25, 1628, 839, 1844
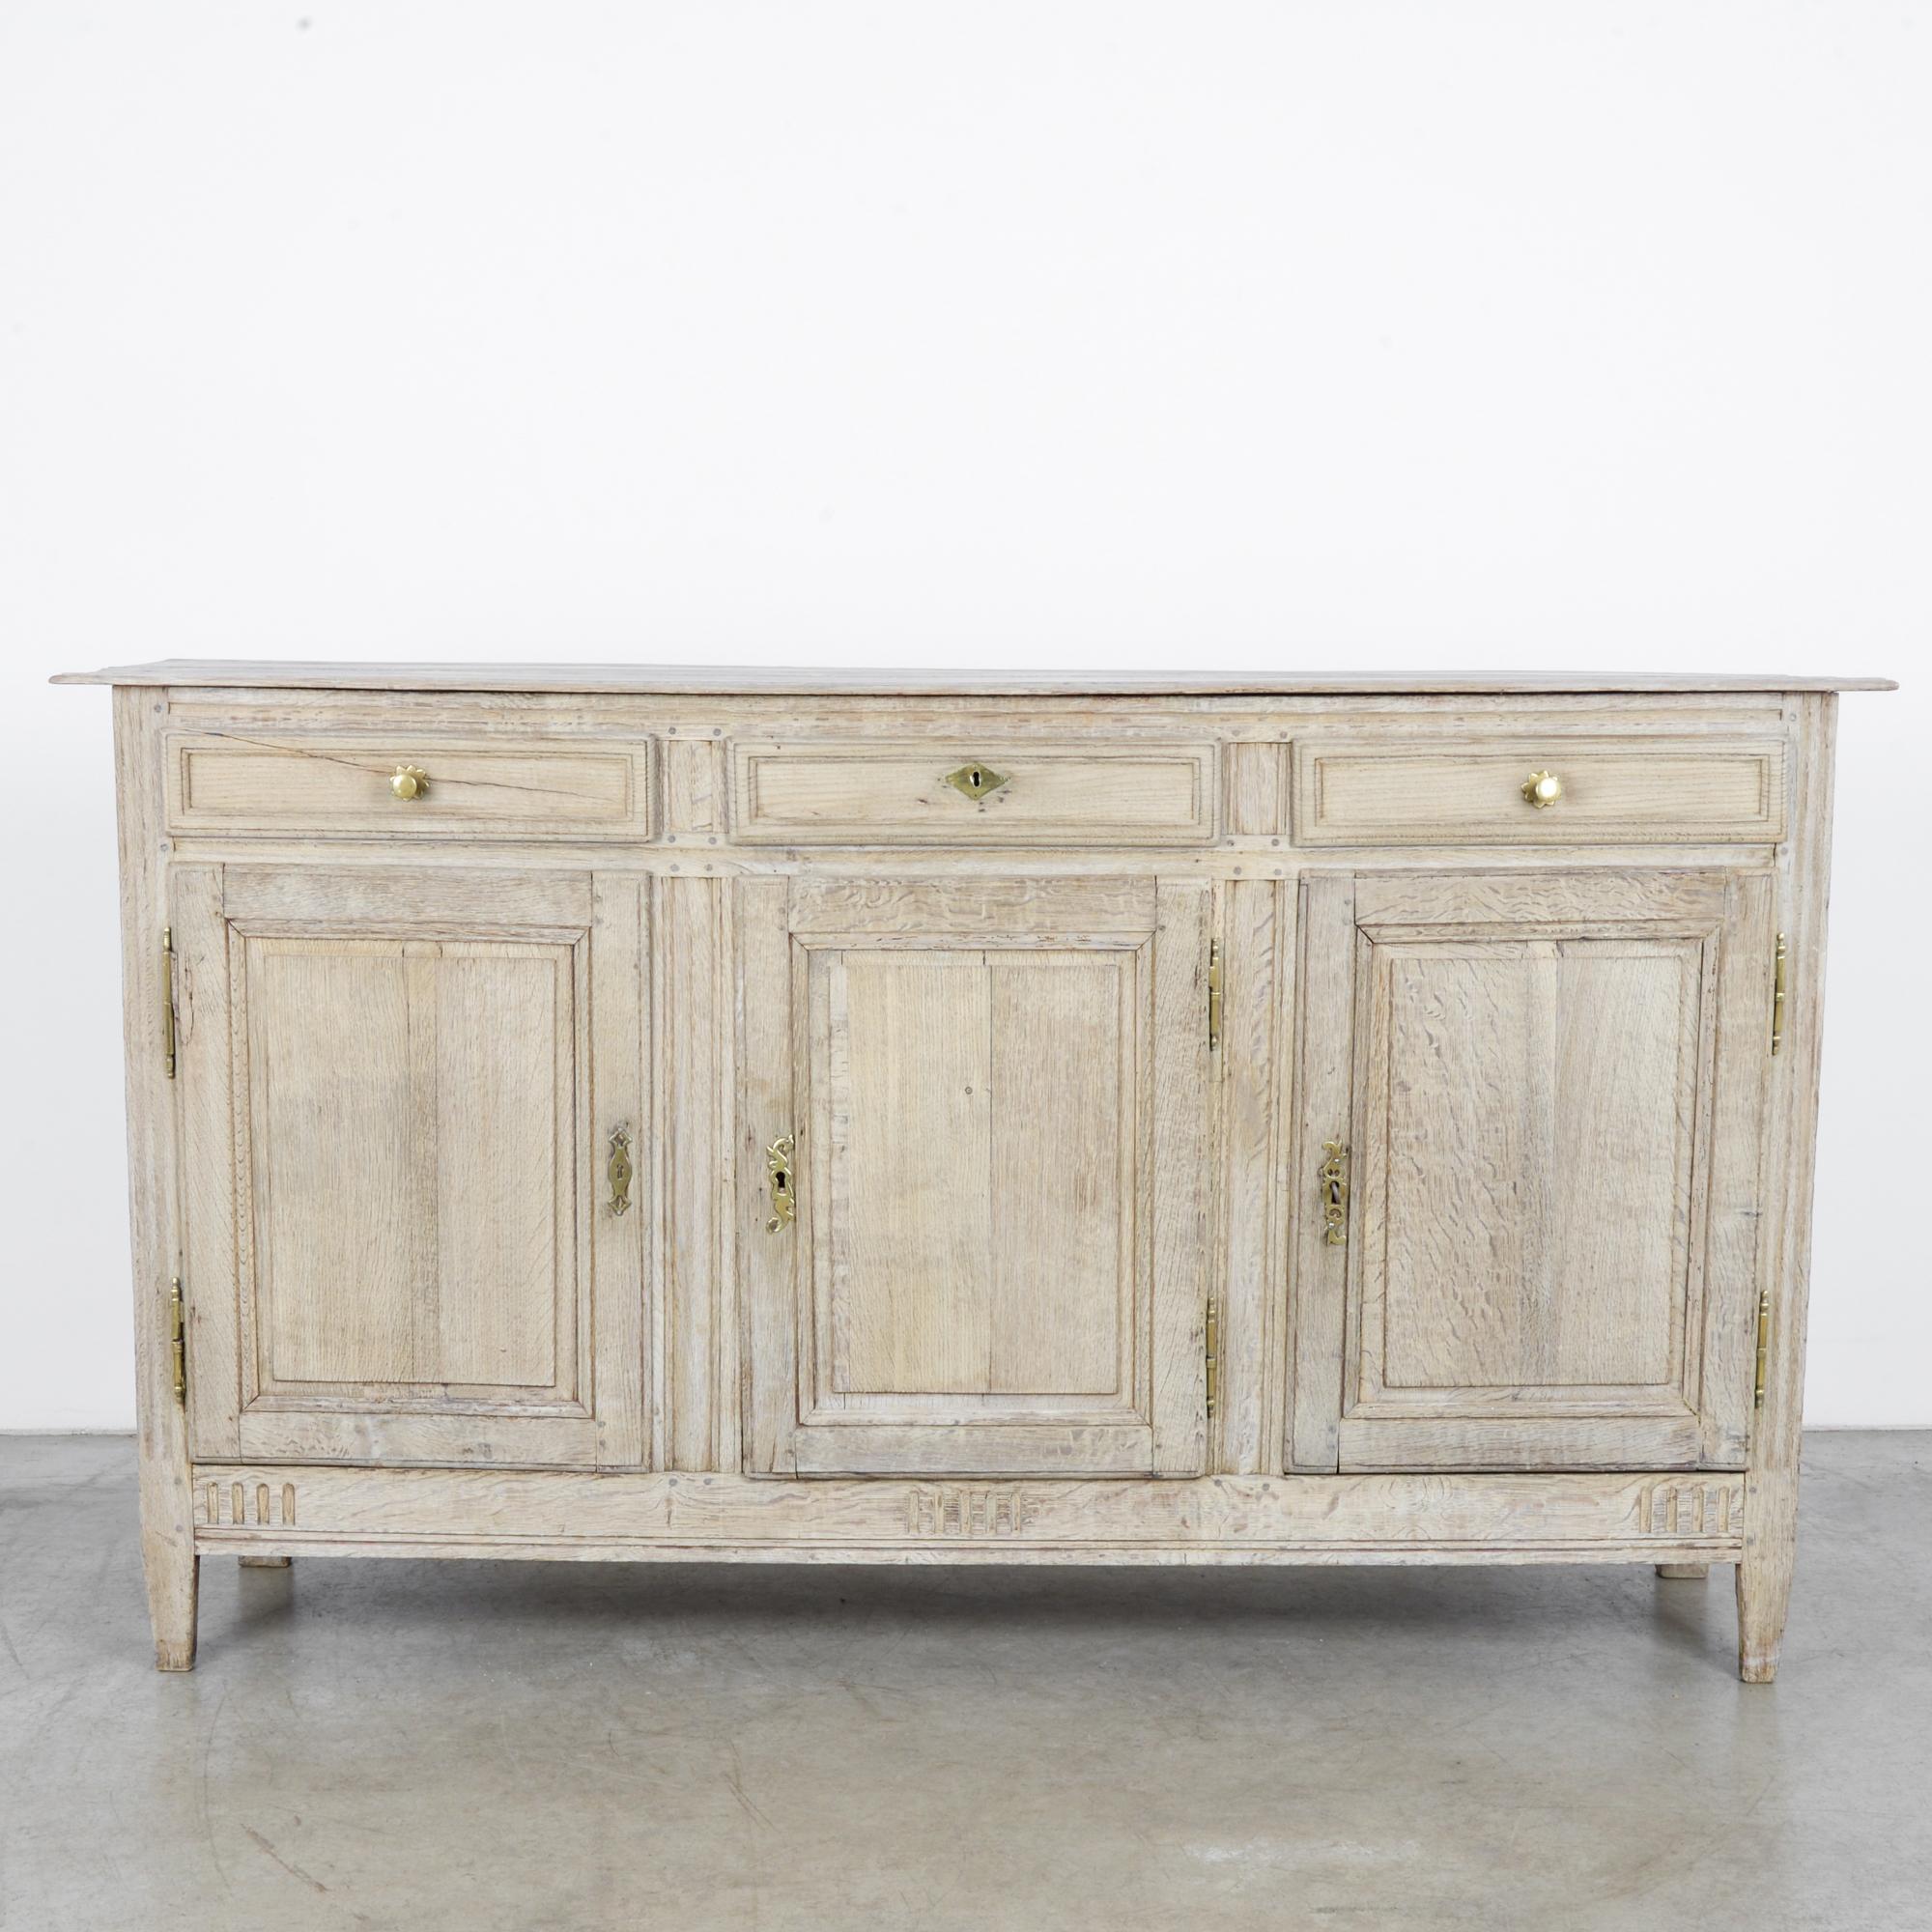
168, 737, 652, 838
1292, 739, 1786, 846
730, 741, 1218, 845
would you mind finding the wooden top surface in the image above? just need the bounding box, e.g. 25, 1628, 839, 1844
50, 659, 1896, 696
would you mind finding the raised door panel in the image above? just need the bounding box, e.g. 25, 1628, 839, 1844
1290, 870, 1772, 1472
741, 876, 1208, 1477
174, 865, 646, 1467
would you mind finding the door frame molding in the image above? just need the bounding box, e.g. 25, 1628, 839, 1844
738, 874, 1211, 1478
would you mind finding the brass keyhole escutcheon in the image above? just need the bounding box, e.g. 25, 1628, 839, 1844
943, 761, 1010, 801
766, 1134, 796, 1234
1319, 1140, 1350, 1247
607, 1126, 635, 1216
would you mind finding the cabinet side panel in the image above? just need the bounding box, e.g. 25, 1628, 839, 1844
1739, 694, 1838, 1678
1699, 872, 1775, 1463
174, 865, 239, 1456
113, 687, 199, 1668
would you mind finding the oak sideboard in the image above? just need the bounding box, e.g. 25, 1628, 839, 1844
56, 661, 1893, 1679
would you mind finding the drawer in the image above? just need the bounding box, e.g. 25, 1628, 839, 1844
729, 740, 1218, 845
166, 735, 652, 838
1291, 737, 1786, 846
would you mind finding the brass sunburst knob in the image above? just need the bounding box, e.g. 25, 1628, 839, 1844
1520, 770, 1563, 809
390, 764, 429, 801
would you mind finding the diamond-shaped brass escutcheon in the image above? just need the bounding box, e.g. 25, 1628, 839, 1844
943, 761, 1010, 801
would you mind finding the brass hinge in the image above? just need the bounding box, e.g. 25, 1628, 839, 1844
1205, 1297, 1219, 1418
1770, 932, 1787, 1057
160, 926, 177, 1079
1207, 941, 1224, 1056
168, 1277, 186, 1407
1753, 1289, 1771, 1409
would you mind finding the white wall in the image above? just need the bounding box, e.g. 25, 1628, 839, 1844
2, 1, 1925, 1429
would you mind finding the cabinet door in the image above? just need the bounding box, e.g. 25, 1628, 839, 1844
740, 876, 1210, 1477
174, 865, 646, 1467
1290, 870, 1773, 1472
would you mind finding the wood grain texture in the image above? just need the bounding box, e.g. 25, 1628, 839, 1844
1294, 868, 1768, 1473
1225, 743, 1289, 839
167, 734, 651, 839
660, 735, 724, 840
1699, 873, 1776, 1464
658, 875, 732, 1470
1150, 880, 1211, 1474
1738, 695, 1838, 1682
68, 673, 1882, 1673
1362, 937, 1698, 1389
730, 740, 1216, 845
1287, 875, 1357, 1471
788, 875, 1157, 938
1215, 879, 1289, 1473
1293, 738, 1787, 845
736, 878, 797, 1475
748, 875, 1194, 1477
588, 873, 649, 1469
176, 866, 648, 1471
54, 660, 1897, 693
113, 690, 200, 1667
186, 1463, 1748, 1564
173, 864, 240, 1459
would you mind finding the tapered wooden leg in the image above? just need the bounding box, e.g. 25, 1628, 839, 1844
1655, 1563, 1709, 1579
239, 1555, 292, 1569
1737, 1470, 1796, 1684
145, 1530, 200, 1672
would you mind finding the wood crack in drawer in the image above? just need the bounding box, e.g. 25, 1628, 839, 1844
167, 732, 653, 838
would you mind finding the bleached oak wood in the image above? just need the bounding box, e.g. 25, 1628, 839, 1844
1150, 881, 1211, 1474
1737, 694, 1838, 1683
730, 740, 1217, 845
1296, 868, 1772, 1473
1215, 879, 1289, 1473
175, 864, 648, 1470
53, 660, 1896, 694
1288, 875, 1357, 1472
68, 670, 1881, 1679
1293, 737, 1787, 844
1656, 1564, 1710, 1579
659, 875, 733, 1470
166, 733, 651, 838
185, 1463, 1748, 1566
1225, 742, 1289, 839
742, 875, 1208, 1477
113, 689, 199, 1669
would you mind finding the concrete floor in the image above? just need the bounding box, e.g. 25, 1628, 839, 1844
1, 1435, 1927, 1932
